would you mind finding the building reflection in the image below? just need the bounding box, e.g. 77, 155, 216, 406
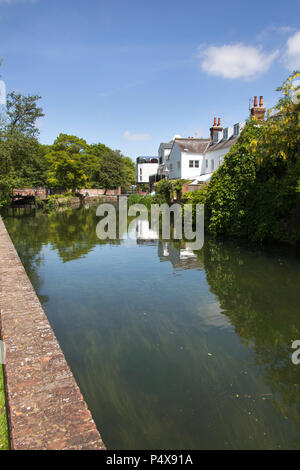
158, 241, 203, 271
135, 218, 203, 272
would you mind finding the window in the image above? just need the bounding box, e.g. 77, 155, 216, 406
189, 160, 194, 168
170, 163, 173, 170
195, 160, 199, 168
205, 159, 208, 168
234, 123, 239, 136
139, 168, 142, 180
177, 161, 181, 169
211, 160, 214, 170
213, 132, 219, 143
223, 128, 228, 140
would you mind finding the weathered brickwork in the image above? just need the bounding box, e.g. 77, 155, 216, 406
0, 217, 106, 450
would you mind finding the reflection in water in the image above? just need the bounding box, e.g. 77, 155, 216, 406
3, 206, 300, 449
158, 241, 202, 272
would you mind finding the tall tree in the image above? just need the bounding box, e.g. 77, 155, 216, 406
89, 144, 124, 190
5, 92, 44, 137
0, 76, 46, 204
122, 157, 136, 189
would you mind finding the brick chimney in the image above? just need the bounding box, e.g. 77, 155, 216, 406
210, 117, 223, 141
250, 96, 265, 122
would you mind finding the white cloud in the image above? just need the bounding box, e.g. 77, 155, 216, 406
123, 130, 151, 142
256, 25, 295, 42
198, 43, 278, 79
284, 31, 300, 70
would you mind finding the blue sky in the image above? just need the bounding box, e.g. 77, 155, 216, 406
0, 0, 300, 160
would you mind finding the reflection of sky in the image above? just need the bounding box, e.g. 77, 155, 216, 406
196, 302, 232, 331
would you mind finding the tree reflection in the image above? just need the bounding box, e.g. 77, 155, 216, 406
202, 239, 300, 422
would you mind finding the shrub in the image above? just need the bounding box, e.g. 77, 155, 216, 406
202, 72, 300, 246
155, 179, 174, 204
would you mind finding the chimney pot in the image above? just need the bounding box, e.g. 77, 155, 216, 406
217, 117, 221, 126
213, 117, 217, 126
251, 95, 265, 121
259, 96, 263, 107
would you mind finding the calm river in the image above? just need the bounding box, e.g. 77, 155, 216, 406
3, 205, 300, 449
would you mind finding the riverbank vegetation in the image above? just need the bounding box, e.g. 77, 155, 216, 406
0, 365, 9, 450
185, 73, 300, 247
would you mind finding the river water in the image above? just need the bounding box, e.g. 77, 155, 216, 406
3, 205, 300, 449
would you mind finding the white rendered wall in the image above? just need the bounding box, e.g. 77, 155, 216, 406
167, 143, 205, 179
136, 163, 159, 183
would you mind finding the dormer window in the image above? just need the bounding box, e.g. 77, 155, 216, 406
223, 128, 228, 140
233, 123, 240, 137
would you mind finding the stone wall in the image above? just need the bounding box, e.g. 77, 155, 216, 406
182, 182, 206, 195
0, 217, 106, 450
13, 188, 47, 199
77, 187, 121, 196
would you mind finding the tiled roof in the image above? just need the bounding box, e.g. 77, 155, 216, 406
175, 138, 210, 154
204, 135, 239, 153
160, 142, 173, 149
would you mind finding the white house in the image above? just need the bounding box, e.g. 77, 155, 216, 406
157, 96, 265, 183
166, 138, 210, 180
136, 156, 159, 184
157, 142, 173, 177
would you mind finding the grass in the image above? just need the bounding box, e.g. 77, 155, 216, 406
0, 365, 9, 450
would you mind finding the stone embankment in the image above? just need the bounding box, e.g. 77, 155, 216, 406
0, 217, 106, 450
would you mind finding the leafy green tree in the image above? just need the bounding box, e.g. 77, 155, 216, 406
5, 91, 44, 137
204, 119, 261, 238
45, 134, 96, 191
122, 156, 136, 189
0, 77, 46, 205
90, 144, 124, 190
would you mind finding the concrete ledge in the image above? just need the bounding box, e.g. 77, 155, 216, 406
0, 217, 106, 450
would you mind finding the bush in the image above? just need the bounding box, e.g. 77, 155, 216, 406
127, 194, 155, 210
155, 179, 174, 204
201, 72, 300, 246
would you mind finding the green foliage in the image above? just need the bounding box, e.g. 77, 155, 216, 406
127, 193, 155, 209
183, 186, 208, 204
0, 365, 9, 450
90, 144, 123, 190
0, 84, 46, 205
197, 72, 300, 246
5, 91, 44, 137
204, 119, 261, 238
122, 157, 136, 189
138, 183, 149, 193
172, 179, 190, 199
45, 134, 93, 190
155, 178, 174, 204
